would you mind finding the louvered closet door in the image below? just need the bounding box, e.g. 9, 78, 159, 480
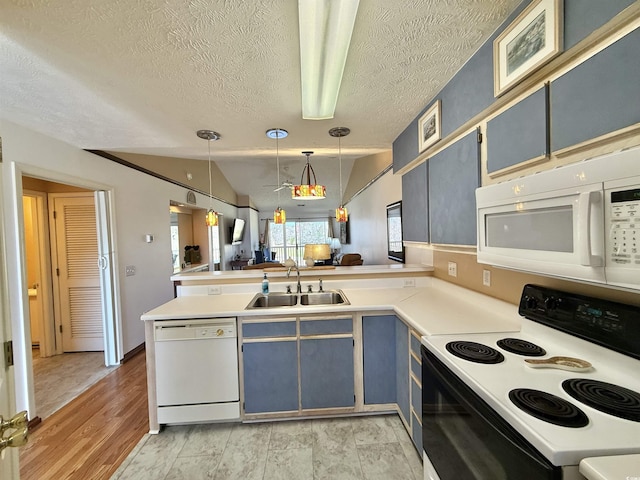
54, 195, 103, 352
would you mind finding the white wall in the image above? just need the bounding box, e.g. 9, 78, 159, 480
1, 120, 237, 357
343, 169, 402, 265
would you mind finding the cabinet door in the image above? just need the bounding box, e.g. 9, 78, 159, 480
396, 318, 410, 423
363, 315, 396, 404
429, 130, 480, 245
243, 340, 298, 413
300, 337, 355, 410
402, 162, 429, 242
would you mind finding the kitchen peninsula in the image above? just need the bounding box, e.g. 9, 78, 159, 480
142, 270, 523, 457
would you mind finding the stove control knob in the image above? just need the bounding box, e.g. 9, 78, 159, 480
524, 295, 538, 309
544, 296, 557, 310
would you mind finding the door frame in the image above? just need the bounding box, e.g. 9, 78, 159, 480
1, 167, 20, 479
3, 161, 122, 419
22, 190, 56, 357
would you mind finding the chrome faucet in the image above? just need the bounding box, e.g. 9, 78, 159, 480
287, 265, 302, 293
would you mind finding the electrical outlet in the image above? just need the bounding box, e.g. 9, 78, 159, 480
483, 269, 491, 287
403, 278, 416, 288
447, 262, 457, 277
208, 285, 222, 295
125, 265, 136, 276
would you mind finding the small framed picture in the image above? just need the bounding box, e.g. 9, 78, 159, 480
418, 99, 441, 153
493, 0, 562, 97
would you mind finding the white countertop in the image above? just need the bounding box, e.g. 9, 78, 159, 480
171, 263, 433, 282
580, 454, 640, 480
142, 278, 522, 337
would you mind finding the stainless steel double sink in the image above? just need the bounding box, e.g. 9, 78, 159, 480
245, 290, 349, 309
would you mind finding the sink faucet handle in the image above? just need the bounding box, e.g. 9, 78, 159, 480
286, 285, 292, 294
319, 279, 323, 292
307, 284, 313, 293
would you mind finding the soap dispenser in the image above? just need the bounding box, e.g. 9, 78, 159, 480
262, 273, 269, 294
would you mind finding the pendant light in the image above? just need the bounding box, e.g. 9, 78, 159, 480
292, 151, 326, 200
329, 126, 350, 222
266, 128, 288, 224
197, 129, 221, 226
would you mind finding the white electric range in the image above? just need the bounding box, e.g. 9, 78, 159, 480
421, 284, 640, 480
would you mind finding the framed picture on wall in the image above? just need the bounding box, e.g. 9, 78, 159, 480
418, 100, 441, 153
493, 0, 562, 97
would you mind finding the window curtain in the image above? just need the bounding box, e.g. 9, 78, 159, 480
327, 217, 335, 240
262, 219, 270, 248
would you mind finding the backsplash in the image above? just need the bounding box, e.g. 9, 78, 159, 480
432, 249, 640, 307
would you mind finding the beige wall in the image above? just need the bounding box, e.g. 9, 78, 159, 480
343, 151, 391, 204
110, 151, 238, 206
431, 250, 640, 307
344, 168, 401, 265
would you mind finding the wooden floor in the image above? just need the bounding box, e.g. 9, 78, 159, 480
19, 351, 148, 480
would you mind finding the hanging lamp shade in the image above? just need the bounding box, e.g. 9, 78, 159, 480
197, 129, 221, 227
205, 209, 218, 226
274, 207, 286, 224
267, 128, 289, 223
335, 206, 348, 222
293, 151, 326, 200
329, 126, 350, 222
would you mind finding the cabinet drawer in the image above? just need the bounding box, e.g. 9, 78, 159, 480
242, 320, 296, 338
300, 317, 353, 335
410, 354, 421, 380
410, 332, 421, 356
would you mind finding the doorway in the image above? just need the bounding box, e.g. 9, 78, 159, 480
11, 171, 121, 422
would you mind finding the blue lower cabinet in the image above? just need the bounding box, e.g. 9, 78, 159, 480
396, 319, 410, 423
363, 315, 397, 404
243, 340, 298, 413
411, 411, 423, 452
300, 337, 355, 409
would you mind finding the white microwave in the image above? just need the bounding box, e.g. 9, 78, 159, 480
476, 147, 640, 291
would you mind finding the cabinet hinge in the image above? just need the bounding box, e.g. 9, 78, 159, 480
53, 210, 57, 220
59, 325, 63, 333
241, 345, 243, 352
4, 341, 14, 367
56, 268, 60, 277
477, 131, 483, 143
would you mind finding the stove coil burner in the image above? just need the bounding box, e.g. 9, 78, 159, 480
445, 341, 505, 364
562, 379, 640, 422
496, 338, 546, 357
509, 388, 589, 428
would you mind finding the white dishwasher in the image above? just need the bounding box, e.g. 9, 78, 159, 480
154, 318, 239, 425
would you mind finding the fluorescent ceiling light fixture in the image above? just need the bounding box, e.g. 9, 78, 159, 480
298, 0, 360, 120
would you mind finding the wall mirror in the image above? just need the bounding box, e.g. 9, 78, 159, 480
170, 202, 214, 272
386, 201, 405, 263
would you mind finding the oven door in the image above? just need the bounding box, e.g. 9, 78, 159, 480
421, 346, 561, 480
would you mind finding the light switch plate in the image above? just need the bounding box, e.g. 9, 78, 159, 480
447, 262, 457, 277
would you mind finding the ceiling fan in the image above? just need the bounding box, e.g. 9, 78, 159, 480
263, 181, 294, 192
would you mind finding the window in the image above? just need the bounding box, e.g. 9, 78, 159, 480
269, 219, 330, 265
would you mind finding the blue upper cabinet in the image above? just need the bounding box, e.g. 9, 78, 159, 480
401, 162, 429, 242
429, 130, 480, 245
551, 29, 640, 152
487, 85, 549, 175
564, 0, 636, 50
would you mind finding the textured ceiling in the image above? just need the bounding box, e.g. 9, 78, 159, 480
0, 0, 520, 215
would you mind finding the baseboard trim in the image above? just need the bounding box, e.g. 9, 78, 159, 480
122, 343, 145, 363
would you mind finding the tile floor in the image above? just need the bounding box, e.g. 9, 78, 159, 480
31, 347, 118, 419
111, 414, 423, 480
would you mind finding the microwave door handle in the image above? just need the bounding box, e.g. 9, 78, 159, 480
577, 191, 603, 267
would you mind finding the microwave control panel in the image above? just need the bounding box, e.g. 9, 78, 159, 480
609, 188, 639, 266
